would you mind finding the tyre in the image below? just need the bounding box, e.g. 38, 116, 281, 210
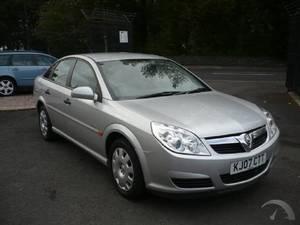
109, 138, 145, 199
38, 105, 56, 141
0, 77, 16, 96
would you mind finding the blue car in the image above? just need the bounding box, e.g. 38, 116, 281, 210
0, 51, 57, 96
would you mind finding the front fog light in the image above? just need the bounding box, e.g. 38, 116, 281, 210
151, 122, 210, 156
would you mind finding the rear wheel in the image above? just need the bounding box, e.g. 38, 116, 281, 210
38, 106, 56, 141
0, 78, 16, 96
109, 138, 145, 199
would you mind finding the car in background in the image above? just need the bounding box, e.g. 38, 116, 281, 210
0, 51, 57, 96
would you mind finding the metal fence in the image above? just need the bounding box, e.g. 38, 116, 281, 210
81, 8, 134, 53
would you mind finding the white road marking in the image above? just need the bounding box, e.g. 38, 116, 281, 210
211, 72, 273, 76
288, 92, 300, 107
203, 79, 283, 83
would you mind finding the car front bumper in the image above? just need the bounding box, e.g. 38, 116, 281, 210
143, 129, 280, 194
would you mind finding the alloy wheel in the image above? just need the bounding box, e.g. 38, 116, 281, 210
39, 110, 48, 137
112, 147, 135, 192
0, 79, 15, 96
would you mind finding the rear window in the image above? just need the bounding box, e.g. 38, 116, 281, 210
12, 54, 35, 66
0, 55, 10, 66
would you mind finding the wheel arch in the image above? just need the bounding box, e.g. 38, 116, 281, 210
0, 75, 17, 86
36, 96, 47, 112
104, 124, 150, 184
37, 100, 44, 112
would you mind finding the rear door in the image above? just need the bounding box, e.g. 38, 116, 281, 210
10, 54, 40, 86
43, 58, 76, 134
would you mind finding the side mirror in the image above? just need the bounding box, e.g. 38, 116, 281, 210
71, 86, 97, 101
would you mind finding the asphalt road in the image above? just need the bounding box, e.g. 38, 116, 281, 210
1, 66, 299, 225
188, 65, 286, 82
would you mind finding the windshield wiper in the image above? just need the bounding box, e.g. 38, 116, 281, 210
136, 91, 182, 99
136, 88, 209, 99
183, 87, 209, 94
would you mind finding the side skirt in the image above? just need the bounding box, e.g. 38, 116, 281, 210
52, 127, 108, 166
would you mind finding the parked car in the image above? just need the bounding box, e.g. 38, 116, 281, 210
0, 51, 57, 96
34, 53, 280, 199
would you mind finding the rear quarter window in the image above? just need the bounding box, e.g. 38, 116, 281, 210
35, 55, 56, 66
43, 64, 56, 78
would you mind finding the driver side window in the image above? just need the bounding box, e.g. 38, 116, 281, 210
70, 60, 98, 92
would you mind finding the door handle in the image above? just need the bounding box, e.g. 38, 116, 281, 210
45, 89, 50, 95
64, 98, 71, 105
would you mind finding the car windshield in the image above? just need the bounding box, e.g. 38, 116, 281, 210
98, 59, 209, 100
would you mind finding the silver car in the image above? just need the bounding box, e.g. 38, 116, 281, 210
34, 53, 280, 199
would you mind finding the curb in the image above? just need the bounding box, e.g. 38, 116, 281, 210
288, 92, 300, 107
0, 94, 36, 112
0, 106, 36, 112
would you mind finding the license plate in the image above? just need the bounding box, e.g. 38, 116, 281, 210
230, 153, 267, 175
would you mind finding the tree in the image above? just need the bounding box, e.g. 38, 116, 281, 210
144, 0, 288, 57
33, 0, 289, 57
0, 0, 47, 50
36, 0, 140, 56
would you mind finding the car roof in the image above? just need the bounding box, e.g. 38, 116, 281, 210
0, 51, 55, 57
80, 52, 167, 62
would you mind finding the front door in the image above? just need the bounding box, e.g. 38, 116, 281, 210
66, 59, 106, 155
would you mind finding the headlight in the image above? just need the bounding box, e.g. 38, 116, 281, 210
151, 122, 210, 156
261, 108, 277, 139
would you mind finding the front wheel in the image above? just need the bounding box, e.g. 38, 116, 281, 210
109, 138, 145, 199
0, 78, 16, 96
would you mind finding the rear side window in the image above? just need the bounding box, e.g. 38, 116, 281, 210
0, 55, 10, 66
70, 60, 98, 91
50, 59, 76, 86
12, 54, 35, 66
43, 64, 56, 78
35, 55, 56, 66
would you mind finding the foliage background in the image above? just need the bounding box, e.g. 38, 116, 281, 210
0, 0, 288, 58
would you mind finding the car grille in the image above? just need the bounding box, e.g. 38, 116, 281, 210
220, 160, 269, 184
171, 178, 214, 188
252, 131, 268, 149
206, 126, 268, 154
210, 143, 244, 154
